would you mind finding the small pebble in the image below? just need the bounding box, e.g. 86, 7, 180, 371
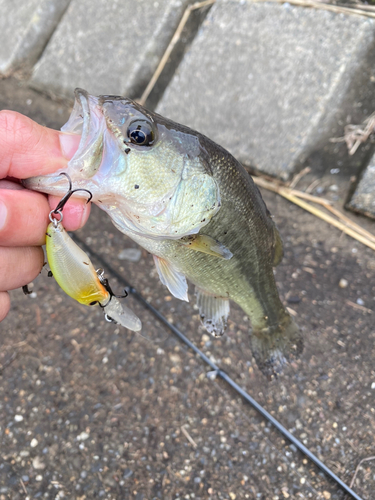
21, 475, 29, 482
371, 382, 375, 389
35, 475, 43, 482
123, 469, 133, 479
14, 415, 23, 422
206, 370, 217, 381
32, 456, 45, 470
77, 432, 89, 441
30, 438, 38, 448
338, 279, 348, 288
287, 296, 300, 304
117, 248, 142, 262
323, 492, 331, 500
329, 184, 338, 191
356, 298, 365, 306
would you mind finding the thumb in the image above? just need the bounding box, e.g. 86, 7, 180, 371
0, 110, 80, 179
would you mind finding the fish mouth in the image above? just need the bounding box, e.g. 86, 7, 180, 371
23, 88, 104, 198
61, 88, 92, 143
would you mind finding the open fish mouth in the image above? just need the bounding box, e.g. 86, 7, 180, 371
23, 88, 104, 198
61, 88, 91, 138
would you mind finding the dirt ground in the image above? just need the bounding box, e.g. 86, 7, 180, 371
0, 78, 375, 500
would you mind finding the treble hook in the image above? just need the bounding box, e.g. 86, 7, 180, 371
96, 268, 128, 305
52, 172, 93, 213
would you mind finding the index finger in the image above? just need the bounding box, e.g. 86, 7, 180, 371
0, 110, 80, 179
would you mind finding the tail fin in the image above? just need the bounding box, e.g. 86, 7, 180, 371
249, 315, 303, 378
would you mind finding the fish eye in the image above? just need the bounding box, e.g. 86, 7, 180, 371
127, 120, 155, 146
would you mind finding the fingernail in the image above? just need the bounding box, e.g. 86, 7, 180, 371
59, 132, 81, 160
0, 200, 8, 231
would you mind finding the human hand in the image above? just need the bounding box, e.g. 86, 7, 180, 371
0, 110, 89, 321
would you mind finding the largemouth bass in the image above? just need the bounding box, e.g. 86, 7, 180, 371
25, 88, 302, 377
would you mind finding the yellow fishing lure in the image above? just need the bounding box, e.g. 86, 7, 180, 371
45, 175, 141, 332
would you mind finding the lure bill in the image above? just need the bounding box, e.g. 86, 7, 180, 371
45, 181, 141, 332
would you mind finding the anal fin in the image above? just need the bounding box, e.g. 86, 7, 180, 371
153, 256, 189, 302
195, 287, 230, 337
179, 234, 233, 260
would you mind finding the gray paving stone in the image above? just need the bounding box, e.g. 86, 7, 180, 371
348, 158, 375, 218
0, 0, 70, 76
157, 0, 375, 180
31, 0, 192, 99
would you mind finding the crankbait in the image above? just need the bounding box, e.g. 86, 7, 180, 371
45, 174, 142, 331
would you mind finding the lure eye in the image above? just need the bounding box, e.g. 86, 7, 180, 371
127, 120, 155, 146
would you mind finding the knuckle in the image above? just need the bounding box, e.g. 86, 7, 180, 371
0, 110, 23, 137
0, 110, 37, 150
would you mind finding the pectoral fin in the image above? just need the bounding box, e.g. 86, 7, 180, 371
195, 287, 230, 337
153, 256, 189, 302
179, 234, 233, 260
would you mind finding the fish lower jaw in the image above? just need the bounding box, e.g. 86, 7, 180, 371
22, 175, 70, 196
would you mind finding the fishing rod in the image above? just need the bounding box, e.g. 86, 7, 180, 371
74, 235, 363, 500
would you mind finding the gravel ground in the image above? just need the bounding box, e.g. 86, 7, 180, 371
1, 79, 375, 500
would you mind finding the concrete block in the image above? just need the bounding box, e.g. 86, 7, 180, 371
31, 0, 191, 99
0, 0, 70, 75
348, 159, 375, 218
157, 0, 375, 180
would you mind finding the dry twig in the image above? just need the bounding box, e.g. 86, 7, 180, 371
345, 300, 373, 314
305, 178, 323, 194
181, 425, 198, 449
350, 456, 375, 488
138, 0, 216, 105
20, 478, 27, 494
0, 352, 17, 374
253, 176, 375, 252
331, 111, 375, 155
288, 166, 311, 189
256, 0, 375, 19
